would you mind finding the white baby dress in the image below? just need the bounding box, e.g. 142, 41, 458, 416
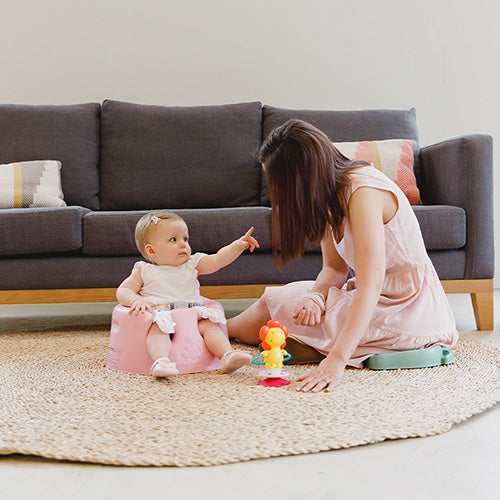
134, 253, 226, 334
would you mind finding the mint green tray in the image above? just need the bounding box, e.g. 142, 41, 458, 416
363, 345, 455, 370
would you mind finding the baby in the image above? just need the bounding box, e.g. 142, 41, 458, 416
116, 211, 259, 377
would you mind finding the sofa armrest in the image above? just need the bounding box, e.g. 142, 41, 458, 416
419, 134, 494, 279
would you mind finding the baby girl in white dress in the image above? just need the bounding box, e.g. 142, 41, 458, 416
116, 211, 259, 377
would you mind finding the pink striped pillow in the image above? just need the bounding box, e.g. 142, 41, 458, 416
334, 139, 420, 205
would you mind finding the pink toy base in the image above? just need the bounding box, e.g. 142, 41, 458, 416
106, 299, 226, 375
258, 378, 291, 387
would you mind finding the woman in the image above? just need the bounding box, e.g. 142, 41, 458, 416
227, 119, 457, 393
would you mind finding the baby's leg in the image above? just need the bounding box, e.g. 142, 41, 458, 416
146, 323, 173, 360
146, 323, 178, 377
198, 320, 232, 358
198, 319, 251, 373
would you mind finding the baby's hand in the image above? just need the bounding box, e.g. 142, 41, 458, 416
236, 227, 260, 253
128, 298, 151, 315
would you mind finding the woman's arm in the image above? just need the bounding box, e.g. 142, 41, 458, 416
293, 227, 349, 326
314, 226, 350, 296
297, 186, 394, 392
196, 227, 259, 275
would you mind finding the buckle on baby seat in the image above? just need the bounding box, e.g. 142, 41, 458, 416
152, 302, 202, 310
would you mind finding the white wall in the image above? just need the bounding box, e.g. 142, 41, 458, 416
1, 0, 498, 284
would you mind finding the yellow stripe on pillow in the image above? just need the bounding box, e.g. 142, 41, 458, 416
13, 162, 23, 208
370, 141, 382, 171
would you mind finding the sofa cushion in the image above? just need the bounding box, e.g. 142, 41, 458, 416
0, 103, 100, 210
261, 106, 419, 205
413, 205, 466, 250
304, 205, 465, 253
100, 100, 263, 210
82, 205, 464, 257
262, 106, 419, 143
82, 207, 272, 256
0, 207, 89, 256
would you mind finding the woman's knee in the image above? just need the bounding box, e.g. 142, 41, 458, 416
227, 297, 270, 343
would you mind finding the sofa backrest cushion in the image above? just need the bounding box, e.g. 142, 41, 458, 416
261, 106, 419, 205
262, 106, 419, 143
100, 100, 263, 210
0, 103, 100, 210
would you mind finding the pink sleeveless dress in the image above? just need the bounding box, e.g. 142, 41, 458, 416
262, 165, 458, 367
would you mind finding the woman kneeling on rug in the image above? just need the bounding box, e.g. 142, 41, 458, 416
227, 120, 458, 393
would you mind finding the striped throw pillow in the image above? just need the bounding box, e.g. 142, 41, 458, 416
334, 139, 420, 205
0, 160, 66, 208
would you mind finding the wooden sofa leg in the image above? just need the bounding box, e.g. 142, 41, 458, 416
471, 290, 494, 331
442, 279, 494, 332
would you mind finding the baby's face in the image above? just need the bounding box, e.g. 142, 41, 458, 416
147, 219, 192, 266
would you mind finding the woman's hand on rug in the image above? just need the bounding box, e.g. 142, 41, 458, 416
292, 298, 322, 326
296, 357, 345, 393
129, 298, 152, 315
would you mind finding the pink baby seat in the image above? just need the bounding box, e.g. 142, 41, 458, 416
106, 298, 225, 375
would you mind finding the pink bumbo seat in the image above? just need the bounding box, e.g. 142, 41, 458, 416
106, 298, 225, 375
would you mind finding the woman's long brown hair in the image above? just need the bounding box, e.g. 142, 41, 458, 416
259, 119, 368, 268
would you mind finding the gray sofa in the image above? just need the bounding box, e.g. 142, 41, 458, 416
0, 100, 494, 330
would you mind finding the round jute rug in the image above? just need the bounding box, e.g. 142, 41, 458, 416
1, 329, 499, 466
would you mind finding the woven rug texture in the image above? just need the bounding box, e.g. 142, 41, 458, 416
1, 329, 499, 466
